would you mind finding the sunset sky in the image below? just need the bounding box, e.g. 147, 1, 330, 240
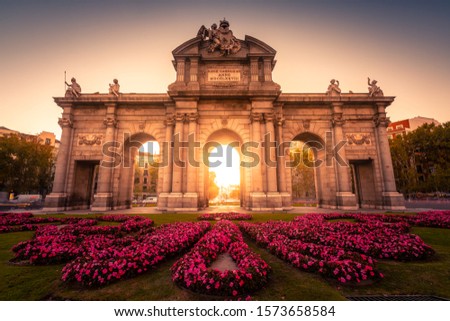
1, 0, 449, 138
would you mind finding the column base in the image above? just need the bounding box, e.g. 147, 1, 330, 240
91, 193, 113, 212
183, 192, 198, 209
166, 192, 184, 209
336, 192, 358, 210
43, 193, 67, 212
156, 192, 169, 210
280, 192, 293, 210
249, 192, 267, 210
159, 192, 199, 211
382, 192, 406, 210
266, 192, 283, 210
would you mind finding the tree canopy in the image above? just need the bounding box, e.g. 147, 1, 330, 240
390, 122, 450, 196
0, 135, 55, 195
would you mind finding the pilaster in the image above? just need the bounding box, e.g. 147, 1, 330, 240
157, 114, 175, 209
264, 112, 282, 209
91, 103, 118, 211
183, 112, 199, 209
249, 112, 266, 209
167, 113, 186, 209
43, 104, 73, 211
374, 103, 405, 209
331, 102, 357, 210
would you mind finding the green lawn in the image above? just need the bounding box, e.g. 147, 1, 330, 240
0, 213, 448, 300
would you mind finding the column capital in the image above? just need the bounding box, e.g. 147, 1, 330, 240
175, 113, 187, 123
373, 113, 390, 128
250, 112, 263, 123
275, 114, 285, 127
331, 113, 345, 127
264, 112, 276, 123
188, 112, 199, 123
164, 114, 175, 127
58, 117, 73, 128
103, 117, 118, 128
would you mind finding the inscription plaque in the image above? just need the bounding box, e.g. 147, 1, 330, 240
207, 69, 241, 82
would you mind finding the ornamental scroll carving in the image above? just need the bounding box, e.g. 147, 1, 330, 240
346, 133, 371, 145
78, 134, 103, 146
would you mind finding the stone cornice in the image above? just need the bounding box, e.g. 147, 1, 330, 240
54, 94, 172, 108
278, 93, 395, 106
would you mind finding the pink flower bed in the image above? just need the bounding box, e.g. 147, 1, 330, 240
62, 221, 210, 287
240, 213, 436, 284
0, 212, 100, 233
321, 210, 450, 229
0, 212, 61, 233
171, 220, 270, 297
11, 216, 153, 264
197, 212, 252, 221
290, 215, 435, 260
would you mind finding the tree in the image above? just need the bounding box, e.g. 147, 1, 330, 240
0, 134, 54, 195
290, 145, 316, 199
208, 171, 219, 200
389, 122, 450, 196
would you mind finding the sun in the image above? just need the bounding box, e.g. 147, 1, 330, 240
208, 144, 240, 188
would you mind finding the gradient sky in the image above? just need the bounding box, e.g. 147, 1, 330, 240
1, 0, 449, 138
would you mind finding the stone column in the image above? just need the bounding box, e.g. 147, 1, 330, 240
156, 114, 174, 209
190, 58, 198, 82
331, 102, 357, 210
43, 104, 73, 211
264, 113, 278, 192
250, 58, 259, 82
176, 58, 185, 83
92, 104, 117, 211
249, 112, 266, 209
167, 113, 185, 209
374, 103, 405, 209
264, 113, 282, 209
187, 58, 200, 90
249, 57, 260, 90
275, 114, 292, 209
183, 112, 199, 209
263, 58, 272, 82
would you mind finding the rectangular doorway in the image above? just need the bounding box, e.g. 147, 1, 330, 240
70, 161, 99, 209
351, 160, 377, 209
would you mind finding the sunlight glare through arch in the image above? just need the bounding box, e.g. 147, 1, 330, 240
208, 144, 240, 188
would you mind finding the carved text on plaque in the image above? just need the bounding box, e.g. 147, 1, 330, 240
207, 69, 241, 82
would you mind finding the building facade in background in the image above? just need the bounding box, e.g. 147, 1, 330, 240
387, 116, 440, 139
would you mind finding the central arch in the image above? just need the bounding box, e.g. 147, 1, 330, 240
201, 128, 247, 209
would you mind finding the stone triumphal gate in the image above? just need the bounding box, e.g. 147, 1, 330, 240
45, 20, 405, 212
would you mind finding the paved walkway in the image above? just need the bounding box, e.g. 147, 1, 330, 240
8, 204, 442, 216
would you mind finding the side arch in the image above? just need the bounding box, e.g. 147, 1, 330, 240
115, 130, 163, 209
288, 130, 338, 209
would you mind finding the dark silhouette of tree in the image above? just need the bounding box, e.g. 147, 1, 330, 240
390, 122, 450, 196
0, 134, 54, 195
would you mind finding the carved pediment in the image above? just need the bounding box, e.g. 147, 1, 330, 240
171, 34, 276, 60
